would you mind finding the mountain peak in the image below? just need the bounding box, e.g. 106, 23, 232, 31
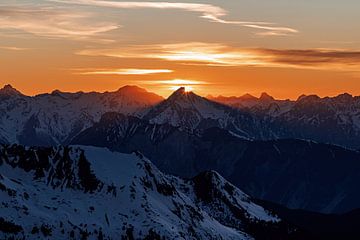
0, 84, 22, 97
116, 85, 147, 93
176, 86, 186, 93
167, 87, 197, 101
241, 93, 257, 100
170, 87, 187, 96
259, 92, 274, 101
297, 94, 320, 103
297, 94, 307, 101
145, 87, 228, 128
51, 89, 65, 95
115, 85, 164, 103
335, 93, 353, 102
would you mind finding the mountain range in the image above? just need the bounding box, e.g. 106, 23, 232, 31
1, 84, 360, 149
1, 84, 360, 238
0, 84, 162, 146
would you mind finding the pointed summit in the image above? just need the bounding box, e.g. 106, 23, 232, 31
0, 84, 23, 98
167, 87, 190, 100
259, 92, 274, 101
165, 87, 203, 107
174, 87, 186, 95
240, 93, 257, 100
145, 87, 228, 128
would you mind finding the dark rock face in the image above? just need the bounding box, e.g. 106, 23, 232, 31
0, 145, 103, 192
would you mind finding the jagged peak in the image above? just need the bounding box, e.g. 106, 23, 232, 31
166, 87, 198, 101
240, 93, 257, 100
259, 92, 275, 101
0, 84, 22, 96
170, 86, 186, 96
334, 93, 353, 101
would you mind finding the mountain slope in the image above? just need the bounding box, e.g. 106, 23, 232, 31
145, 87, 230, 129
0, 85, 163, 146
0, 145, 295, 240
144, 87, 274, 140
72, 114, 360, 213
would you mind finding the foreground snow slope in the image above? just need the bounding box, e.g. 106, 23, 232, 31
0, 145, 281, 240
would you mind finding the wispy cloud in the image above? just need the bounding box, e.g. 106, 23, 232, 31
78, 68, 173, 75
0, 6, 118, 40
51, 0, 298, 36
0, 46, 28, 51
77, 42, 360, 71
255, 48, 360, 70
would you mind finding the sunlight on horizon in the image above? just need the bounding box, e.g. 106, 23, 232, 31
169, 85, 194, 92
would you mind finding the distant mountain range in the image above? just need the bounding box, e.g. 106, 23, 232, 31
1, 84, 360, 149
0, 84, 162, 146
210, 92, 360, 149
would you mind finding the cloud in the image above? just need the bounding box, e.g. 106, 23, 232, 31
255, 48, 360, 70
78, 68, 173, 75
77, 42, 360, 71
0, 6, 119, 40
0, 46, 28, 51
51, 0, 298, 36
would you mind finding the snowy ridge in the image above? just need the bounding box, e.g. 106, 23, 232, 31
145, 87, 230, 129
143, 87, 269, 140
0, 85, 163, 146
2, 84, 360, 148
0, 145, 284, 240
210, 93, 360, 148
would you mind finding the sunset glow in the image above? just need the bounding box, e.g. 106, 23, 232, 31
80, 68, 173, 75
170, 85, 194, 92
1, 1, 360, 98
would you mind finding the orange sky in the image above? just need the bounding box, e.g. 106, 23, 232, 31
1, 0, 360, 99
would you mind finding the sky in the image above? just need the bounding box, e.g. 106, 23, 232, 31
1, 0, 360, 98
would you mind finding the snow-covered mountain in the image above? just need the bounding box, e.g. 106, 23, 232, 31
210, 93, 360, 148
2, 84, 360, 148
144, 87, 273, 140
0, 85, 163, 146
145, 87, 230, 129
0, 145, 294, 240
144, 88, 360, 148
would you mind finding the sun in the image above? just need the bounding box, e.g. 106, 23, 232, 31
169, 85, 194, 92
165, 79, 204, 92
